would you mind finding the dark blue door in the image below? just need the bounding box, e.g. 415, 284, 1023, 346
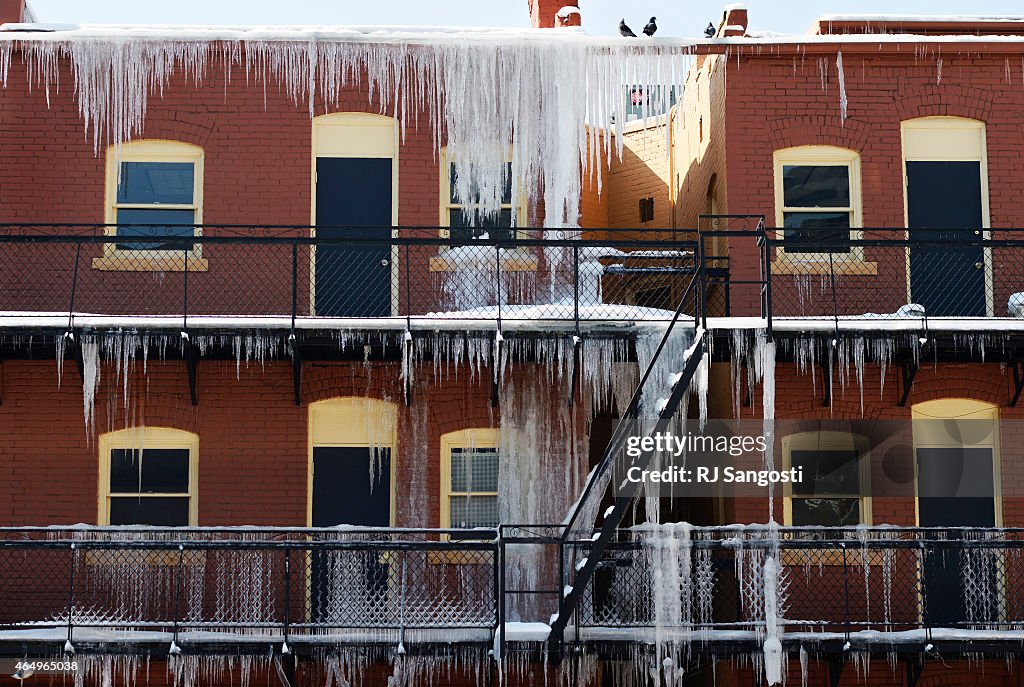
907, 161, 986, 316
315, 157, 393, 317
310, 446, 391, 623
917, 447, 996, 626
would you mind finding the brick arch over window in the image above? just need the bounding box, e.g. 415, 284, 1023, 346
895, 84, 994, 122
767, 115, 870, 152
130, 109, 214, 151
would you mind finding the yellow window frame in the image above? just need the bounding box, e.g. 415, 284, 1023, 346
97, 427, 199, 526
781, 431, 872, 528
439, 428, 500, 530
433, 149, 534, 272
94, 140, 208, 272
772, 146, 875, 274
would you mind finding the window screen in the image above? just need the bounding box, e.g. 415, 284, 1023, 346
448, 447, 499, 529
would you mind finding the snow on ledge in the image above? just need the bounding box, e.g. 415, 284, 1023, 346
819, 14, 1024, 23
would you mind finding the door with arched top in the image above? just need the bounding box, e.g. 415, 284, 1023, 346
312, 113, 397, 317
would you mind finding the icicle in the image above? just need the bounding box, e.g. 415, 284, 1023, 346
836, 50, 848, 125
762, 556, 783, 686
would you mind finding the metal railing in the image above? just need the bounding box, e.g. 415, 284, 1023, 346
565, 526, 1024, 642
0, 225, 701, 330
0, 527, 497, 649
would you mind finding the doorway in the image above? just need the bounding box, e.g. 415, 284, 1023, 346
902, 118, 990, 317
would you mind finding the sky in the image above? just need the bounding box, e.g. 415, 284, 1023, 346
26, 0, 1024, 37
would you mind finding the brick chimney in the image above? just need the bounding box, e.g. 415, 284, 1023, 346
529, 0, 580, 29
0, 0, 26, 25
722, 4, 749, 37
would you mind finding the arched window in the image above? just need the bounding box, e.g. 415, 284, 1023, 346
782, 431, 871, 527
98, 427, 199, 526
440, 429, 500, 529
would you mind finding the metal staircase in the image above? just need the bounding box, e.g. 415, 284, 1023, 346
551, 270, 709, 645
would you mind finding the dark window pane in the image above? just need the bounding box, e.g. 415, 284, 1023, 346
791, 449, 861, 496
110, 448, 190, 493
117, 162, 195, 205
109, 497, 190, 526
790, 498, 860, 527
449, 209, 514, 242
449, 162, 513, 204
783, 165, 850, 208
116, 209, 195, 250
783, 212, 851, 253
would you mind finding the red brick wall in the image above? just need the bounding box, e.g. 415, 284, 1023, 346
0, 357, 508, 527
714, 48, 1024, 316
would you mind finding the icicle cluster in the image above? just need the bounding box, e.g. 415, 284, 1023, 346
1, 33, 695, 226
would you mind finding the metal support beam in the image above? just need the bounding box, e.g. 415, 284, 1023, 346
1010, 358, 1024, 407
827, 654, 845, 687
568, 336, 581, 407
183, 333, 199, 407
898, 357, 919, 408
291, 342, 302, 407
904, 656, 925, 687
490, 334, 503, 409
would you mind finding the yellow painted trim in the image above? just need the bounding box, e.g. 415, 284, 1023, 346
773, 145, 864, 263
97, 140, 204, 272
910, 398, 1002, 528
439, 428, 499, 530
769, 259, 877, 276
900, 117, 993, 315
97, 427, 199, 526
306, 397, 398, 528
310, 113, 400, 316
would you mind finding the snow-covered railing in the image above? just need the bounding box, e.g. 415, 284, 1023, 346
565, 525, 1024, 646
0, 225, 700, 330
0, 527, 498, 652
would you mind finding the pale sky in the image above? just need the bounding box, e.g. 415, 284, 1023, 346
27, 0, 1024, 37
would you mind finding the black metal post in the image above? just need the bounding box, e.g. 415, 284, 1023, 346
829, 251, 840, 345
291, 243, 298, 331
697, 237, 708, 331
173, 544, 184, 646
65, 543, 76, 650
762, 225, 774, 341
404, 243, 412, 330
841, 543, 851, 642
573, 245, 580, 331
283, 549, 291, 645
66, 242, 82, 332
495, 246, 503, 324
497, 534, 506, 659
182, 246, 190, 330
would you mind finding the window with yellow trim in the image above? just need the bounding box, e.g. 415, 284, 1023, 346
441, 429, 500, 530
783, 432, 871, 527
94, 141, 206, 272
441, 151, 527, 242
98, 428, 199, 526
774, 146, 862, 259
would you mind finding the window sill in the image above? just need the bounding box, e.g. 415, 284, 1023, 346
428, 256, 538, 273
771, 260, 877, 276
92, 256, 209, 272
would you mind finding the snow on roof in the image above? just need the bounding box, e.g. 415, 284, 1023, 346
819, 14, 1024, 23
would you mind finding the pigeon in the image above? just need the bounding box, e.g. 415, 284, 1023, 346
704, 22, 717, 38
619, 19, 637, 37
643, 17, 658, 37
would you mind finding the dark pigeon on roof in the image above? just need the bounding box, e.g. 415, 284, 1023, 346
643, 17, 658, 37
704, 22, 717, 38
619, 19, 637, 37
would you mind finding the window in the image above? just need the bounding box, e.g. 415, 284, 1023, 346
98, 428, 198, 526
94, 141, 207, 271
441, 153, 525, 243
783, 432, 870, 527
774, 146, 862, 256
440, 429, 499, 530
